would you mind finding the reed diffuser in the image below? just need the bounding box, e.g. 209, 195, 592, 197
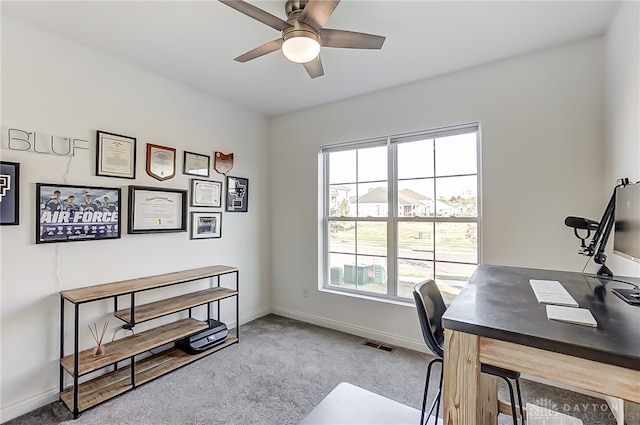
89, 321, 109, 357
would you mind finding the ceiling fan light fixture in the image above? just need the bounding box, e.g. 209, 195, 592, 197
282, 30, 321, 63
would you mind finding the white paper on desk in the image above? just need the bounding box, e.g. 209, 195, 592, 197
546, 305, 597, 327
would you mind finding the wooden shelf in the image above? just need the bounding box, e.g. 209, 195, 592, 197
59, 265, 239, 417
114, 287, 238, 324
60, 338, 238, 413
60, 318, 208, 376
60, 265, 237, 303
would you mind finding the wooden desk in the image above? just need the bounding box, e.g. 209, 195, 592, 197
441, 265, 640, 424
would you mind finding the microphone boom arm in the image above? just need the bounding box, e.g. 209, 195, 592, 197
565, 179, 629, 277
587, 190, 616, 276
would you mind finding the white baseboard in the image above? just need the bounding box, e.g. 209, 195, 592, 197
0, 306, 272, 424
239, 306, 272, 327
271, 305, 427, 353
0, 387, 59, 424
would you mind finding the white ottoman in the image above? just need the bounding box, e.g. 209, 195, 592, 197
300, 382, 442, 425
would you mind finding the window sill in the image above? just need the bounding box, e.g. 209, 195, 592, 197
319, 286, 416, 308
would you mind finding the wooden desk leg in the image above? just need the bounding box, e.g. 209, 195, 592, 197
444, 330, 498, 425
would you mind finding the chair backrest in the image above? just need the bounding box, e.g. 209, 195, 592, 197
413, 280, 447, 358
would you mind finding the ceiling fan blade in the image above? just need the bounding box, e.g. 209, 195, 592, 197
303, 56, 324, 79
234, 38, 282, 63
219, 0, 292, 31
298, 0, 340, 30
321, 28, 386, 49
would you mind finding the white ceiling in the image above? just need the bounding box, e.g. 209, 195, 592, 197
2, 1, 618, 117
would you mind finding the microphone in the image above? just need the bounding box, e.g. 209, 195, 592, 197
564, 216, 599, 230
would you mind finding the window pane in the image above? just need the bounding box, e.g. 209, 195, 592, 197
398, 139, 434, 179
329, 220, 355, 254
329, 184, 355, 217
398, 259, 434, 298
358, 146, 387, 182
357, 183, 388, 217
398, 179, 435, 217
398, 222, 434, 261
356, 221, 386, 256
328, 253, 356, 286
435, 262, 478, 304
435, 132, 477, 176
329, 150, 356, 184
344, 256, 387, 295
435, 176, 477, 217
434, 223, 478, 263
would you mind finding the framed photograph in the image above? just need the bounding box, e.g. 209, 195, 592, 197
128, 185, 187, 233
190, 212, 222, 239
183, 151, 210, 177
36, 183, 121, 243
146, 143, 176, 181
190, 179, 222, 208
226, 176, 249, 212
1, 161, 20, 225
96, 131, 137, 179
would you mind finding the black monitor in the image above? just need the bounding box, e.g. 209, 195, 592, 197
612, 182, 640, 305
613, 182, 640, 263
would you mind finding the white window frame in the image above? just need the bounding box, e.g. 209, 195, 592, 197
320, 122, 482, 303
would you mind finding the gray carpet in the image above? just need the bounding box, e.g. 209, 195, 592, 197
5, 314, 636, 425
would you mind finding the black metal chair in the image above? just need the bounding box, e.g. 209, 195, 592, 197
413, 280, 524, 425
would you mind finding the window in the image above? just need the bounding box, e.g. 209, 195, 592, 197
321, 123, 480, 304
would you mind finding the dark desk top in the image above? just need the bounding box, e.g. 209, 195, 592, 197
442, 265, 640, 371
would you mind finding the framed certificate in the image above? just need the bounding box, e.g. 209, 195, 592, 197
190, 212, 222, 239
190, 179, 222, 208
183, 151, 210, 177
128, 186, 187, 233
146, 143, 176, 181
96, 131, 136, 179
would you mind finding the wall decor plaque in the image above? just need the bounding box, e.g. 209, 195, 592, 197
146, 143, 176, 181
214, 152, 234, 175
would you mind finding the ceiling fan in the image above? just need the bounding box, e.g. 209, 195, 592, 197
219, 0, 386, 78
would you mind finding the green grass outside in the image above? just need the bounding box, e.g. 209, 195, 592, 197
330, 221, 476, 252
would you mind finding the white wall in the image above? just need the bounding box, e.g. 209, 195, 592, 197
605, 1, 640, 278
269, 38, 606, 351
0, 17, 271, 421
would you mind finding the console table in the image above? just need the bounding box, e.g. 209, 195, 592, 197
59, 265, 239, 418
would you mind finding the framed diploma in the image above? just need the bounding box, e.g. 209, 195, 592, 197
128, 185, 187, 233
183, 151, 210, 177
190, 212, 222, 239
190, 179, 222, 208
96, 131, 136, 179
146, 143, 176, 181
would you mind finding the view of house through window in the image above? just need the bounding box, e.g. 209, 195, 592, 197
322, 124, 479, 304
